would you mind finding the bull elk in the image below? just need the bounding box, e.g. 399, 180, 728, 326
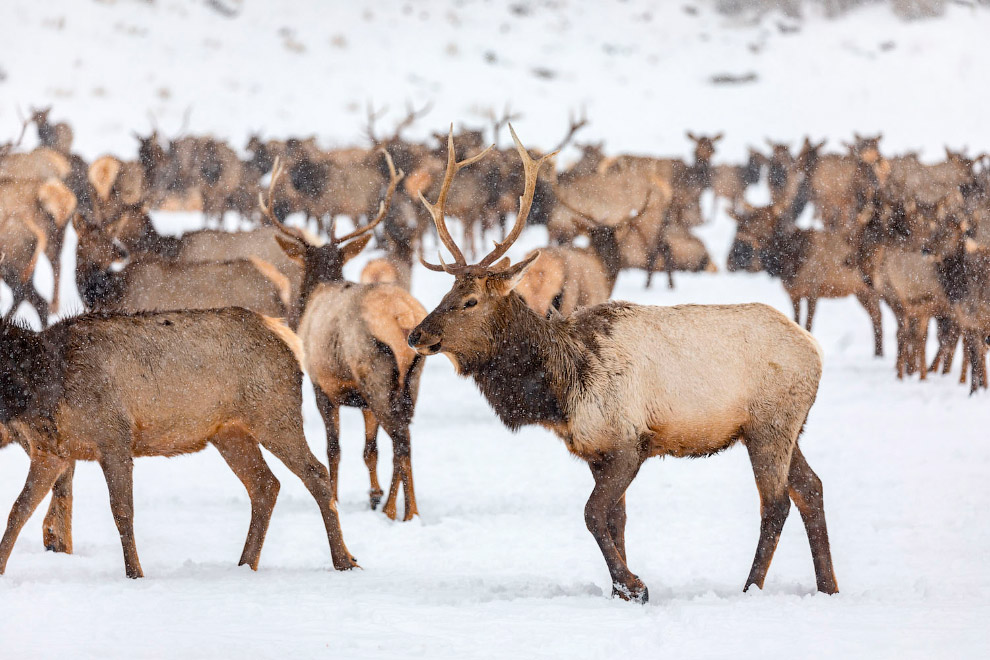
408, 126, 837, 602
262, 153, 427, 520
0, 308, 357, 577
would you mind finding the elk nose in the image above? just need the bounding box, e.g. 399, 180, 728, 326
407, 328, 422, 349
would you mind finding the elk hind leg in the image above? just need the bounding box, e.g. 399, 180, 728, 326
856, 288, 884, 357
742, 424, 793, 592
212, 427, 280, 570
787, 445, 838, 594
313, 386, 341, 502
42, 461, 75, 553
254, 415, 357, 570
0, 450, 69, 574
361, 410, 384, 510
99, 452, 143, 578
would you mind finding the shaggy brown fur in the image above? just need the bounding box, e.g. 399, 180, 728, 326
0, 308, 357, 577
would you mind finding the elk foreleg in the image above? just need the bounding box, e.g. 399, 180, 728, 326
0, 449, 69, 574
99, 451, 143, 578
586, 449, 646, 602
313, 386, 341, 502
361, 410, 384, 510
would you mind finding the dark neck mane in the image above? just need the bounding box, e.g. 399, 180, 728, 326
458, 294, 581, 431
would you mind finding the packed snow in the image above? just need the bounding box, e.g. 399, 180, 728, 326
1, 1, 989, 658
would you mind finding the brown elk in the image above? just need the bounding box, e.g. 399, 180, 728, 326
0, 307, 357, 577
262, 153, 427, 520
516, 192, 650, 316
30, 107, 73, 156
0, 179, 76, 319
408, 126, 837, 602
937, 238, 990, 392
727, 184, 884, 357
0, 202, 49, 322
73, 215, 291, 317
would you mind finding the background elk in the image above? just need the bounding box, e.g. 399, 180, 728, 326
0, 208, 49, 322
408, 126, 837, 603
73, 214, 291, 317
263, 153, 426, 520
516, 191, 650, 316
0, 307, 357, 577
30, 107, 74, 156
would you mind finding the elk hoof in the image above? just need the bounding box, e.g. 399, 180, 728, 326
333, 557, 360, 571
382, 502, 397, 521
369, 490, 384, 511
43, 532, 71, 554
612, 579, 648, 604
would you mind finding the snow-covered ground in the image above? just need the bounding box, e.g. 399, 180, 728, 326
1, 1, 989, 658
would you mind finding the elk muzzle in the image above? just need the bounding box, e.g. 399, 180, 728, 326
727, 239, 757, 272
407, 325, 442, 356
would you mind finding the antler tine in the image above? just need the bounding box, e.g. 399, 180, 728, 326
551, 108, 589, 153
478, 124, 557, 268
257, 157, 307, 242
419, 124, 494, 268
365, 102, 388, 145
333, 150, 404, 244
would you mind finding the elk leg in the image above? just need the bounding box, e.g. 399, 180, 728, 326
805, 297, 817, 332
99, 452, 143, 578
313, 386, 341, 502
607, 493, 628, 563
742, 430, 792, 592
855, 289, 884, 358
361, 410, 384, 510
586, 450, 646, 602
256, 420, 357, 570
46, 231, 65, 316
787, 446, 838, 594
42, 461, 75, 553
377, 418, 417, 522
0, 450, 69, 574
212, 429, 280, 570
790, 295, 802, 326
916, 316, 930, 381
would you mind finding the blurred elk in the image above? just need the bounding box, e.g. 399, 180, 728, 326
408, 125, 837, 603
516, 191, 650, 316
30, 107, 73, 156
263, 153, 427, 520
0, 307, 357, 578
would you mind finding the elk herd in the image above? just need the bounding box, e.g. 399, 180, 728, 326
0, 104, 986, 601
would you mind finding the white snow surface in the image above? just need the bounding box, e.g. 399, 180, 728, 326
1, 1, 989, 658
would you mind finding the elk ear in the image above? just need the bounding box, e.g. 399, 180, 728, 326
686, 131, 698, 142
340, 233, 373, 263
489, 251, 540, 295
713, 132, 724, 142
275, 234, 306, 264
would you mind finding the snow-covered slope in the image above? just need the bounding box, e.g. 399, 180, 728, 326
1, 2, 989, 658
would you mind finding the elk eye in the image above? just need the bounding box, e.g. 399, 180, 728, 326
463, 299, 478, 310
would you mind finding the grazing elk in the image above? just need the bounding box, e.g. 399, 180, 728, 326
0, 307, 357, 577
262, 153, 427, 520
408, 126, 837, 602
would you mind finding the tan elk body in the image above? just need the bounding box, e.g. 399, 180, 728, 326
408, 126, 838, 603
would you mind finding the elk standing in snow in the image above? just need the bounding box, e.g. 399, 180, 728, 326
408, 126, 838, 602
0, 307, 357, 577
263, 154, 427, 520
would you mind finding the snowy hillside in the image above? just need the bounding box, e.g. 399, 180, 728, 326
1, 1, 989, 659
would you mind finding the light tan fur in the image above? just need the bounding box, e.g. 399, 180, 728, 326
249, 256, 293, 310
516, 248, 608, 316
360, 285, 428, 386
360, 258, 402, 286
0, 148, 70, 182
89, 156, 122, 202
261, 315, 306, 370
37, 179, 77, 229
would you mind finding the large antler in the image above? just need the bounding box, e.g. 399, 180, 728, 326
257, 157, 311, 243
332, 150, 404, 244
555, 189, 652, 232
419, 125, 494, 269
477, 125, 557, 268
550, 109, 588, 154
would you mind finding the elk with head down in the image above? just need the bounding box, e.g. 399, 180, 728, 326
263, 153, 426, 520
408, 125, 837, 602
0, 307, 357, 578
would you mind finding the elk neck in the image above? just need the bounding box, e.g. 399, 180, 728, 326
456, 293, 595, 431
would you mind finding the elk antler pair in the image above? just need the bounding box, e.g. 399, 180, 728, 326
419, 124, 557, 273
258, 151, 403, 245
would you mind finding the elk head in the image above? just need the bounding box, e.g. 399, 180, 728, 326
726, 203, 786, 273
555, 189, 651, 280
687, 131, 722, 165
261, 152, 403, 311
407, 125, 556, 367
